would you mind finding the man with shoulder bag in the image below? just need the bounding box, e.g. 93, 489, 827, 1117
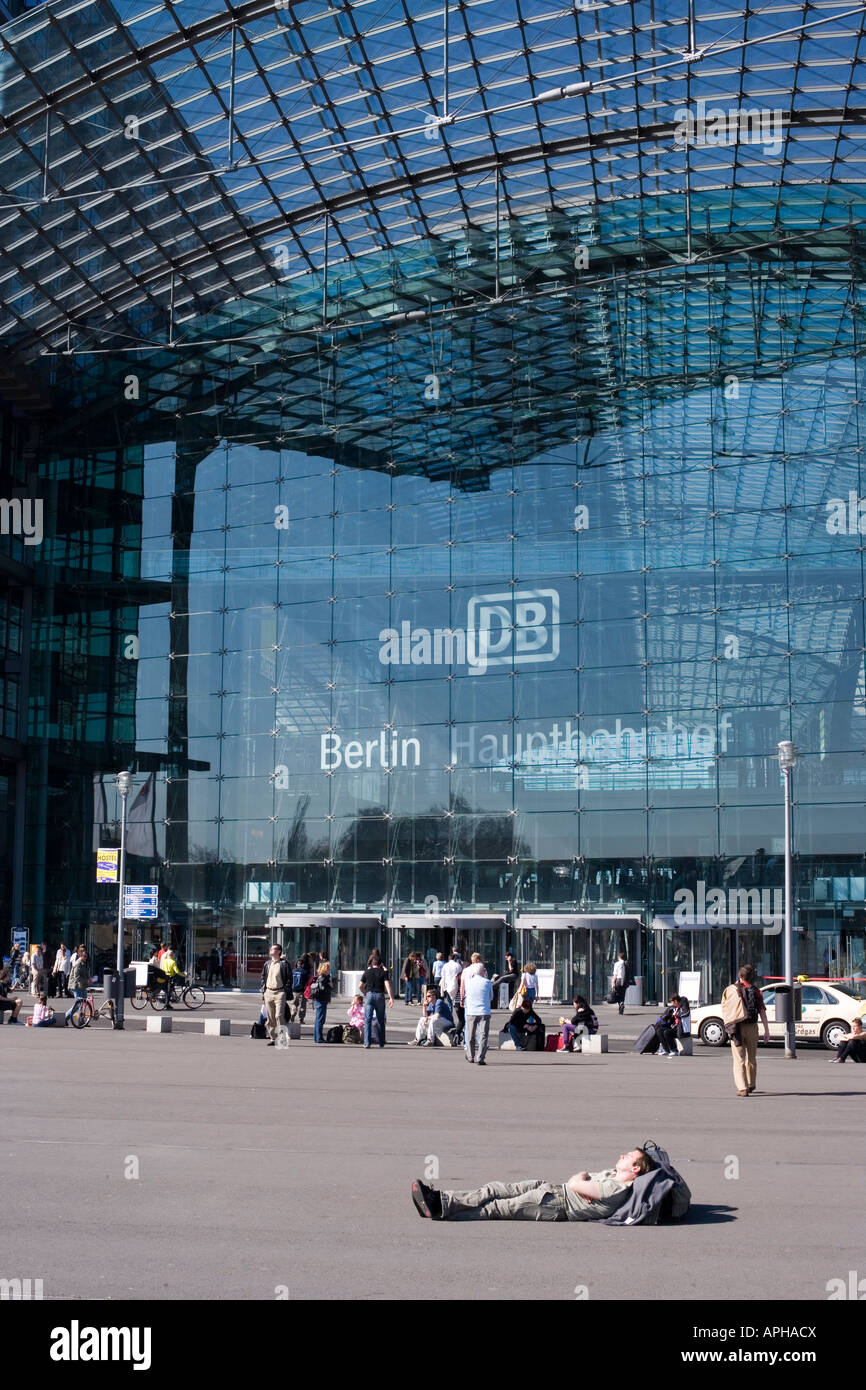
721, 964, 770, 1095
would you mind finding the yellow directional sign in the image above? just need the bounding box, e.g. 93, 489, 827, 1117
96, 847, 119, 883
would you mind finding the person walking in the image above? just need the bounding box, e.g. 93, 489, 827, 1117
260, 944, 293, 1046
400, 950, 418, 1005
517, 961, 538, 1006
464, 962, 493, 1065
310, 961, 333, 1043
610, 951, 634, 1015
440, 951, 464, 1037
722, 964, 770, 1095
360, 950, 394, 1048
65, 947, 89, 1023
8, 944, 20, 988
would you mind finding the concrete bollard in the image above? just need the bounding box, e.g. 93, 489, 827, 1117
676, 1035, 693, 1056
583, 1033, 608, 1054
204, 1018, 231, 1036
146, 1015, 172, 1033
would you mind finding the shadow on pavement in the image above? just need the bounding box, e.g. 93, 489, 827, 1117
686, 1204, 738, 1224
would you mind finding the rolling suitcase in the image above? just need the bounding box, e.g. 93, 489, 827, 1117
633, 1024, 659, 1054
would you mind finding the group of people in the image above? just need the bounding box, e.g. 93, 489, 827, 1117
0, 944, 92, 1025
6, 942, 82, 997
261, 946, 394, 1045
145, 944, 186, 1008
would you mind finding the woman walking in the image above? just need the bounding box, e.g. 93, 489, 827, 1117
311, 960, 333, 1043
518, 962, 538, 1006
65, 947, 89, 1023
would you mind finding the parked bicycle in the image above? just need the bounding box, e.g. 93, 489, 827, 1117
69, 991, 116, 1028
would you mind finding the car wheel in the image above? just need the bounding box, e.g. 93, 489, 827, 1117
699, 1017, 726, 1047
821, 1019, 850, 1050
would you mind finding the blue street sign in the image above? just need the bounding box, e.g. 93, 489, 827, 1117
123, 886, 159, 919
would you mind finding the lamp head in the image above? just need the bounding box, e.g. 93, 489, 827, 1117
116, 770, 132, 797
777, 740, 797, 770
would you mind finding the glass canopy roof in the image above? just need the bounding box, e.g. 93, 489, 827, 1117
2, 0, 866, 360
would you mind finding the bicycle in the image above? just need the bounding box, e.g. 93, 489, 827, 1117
159, 977, 206, 1010
69, 991, 116, 1028
130, 974, 205, 1011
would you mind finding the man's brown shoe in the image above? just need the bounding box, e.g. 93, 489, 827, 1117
736, 1089, 747, 1095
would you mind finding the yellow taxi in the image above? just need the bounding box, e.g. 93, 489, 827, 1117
692, 981, 865, 1050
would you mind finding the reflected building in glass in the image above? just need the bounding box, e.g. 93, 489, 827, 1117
2, 0, 866, 1002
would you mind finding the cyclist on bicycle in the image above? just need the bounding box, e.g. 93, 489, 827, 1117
161, 948, 186, 1008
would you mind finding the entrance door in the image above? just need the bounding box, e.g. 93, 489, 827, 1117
519, 927, 570, 1003
591, 923, 638, 1006
390, 915, 507, 984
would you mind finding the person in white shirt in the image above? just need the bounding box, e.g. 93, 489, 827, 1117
463, 963, 494, 1065
53, 944, 71, 998
439, 952, 464, 1038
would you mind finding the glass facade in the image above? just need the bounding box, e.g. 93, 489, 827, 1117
2, 0, 866, 1001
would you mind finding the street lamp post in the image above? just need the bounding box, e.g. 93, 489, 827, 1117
777, 741, 797, 1060
115, 770, 132, 1031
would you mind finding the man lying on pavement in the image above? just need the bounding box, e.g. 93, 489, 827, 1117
411, 1148, 652, 1221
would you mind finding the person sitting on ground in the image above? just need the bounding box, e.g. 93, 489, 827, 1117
347, 994, 365, 1033
558, 996, 598, 1052
32, 994, 56, 1027
412, 1148, 653, 1222
408, 988, 454, 1047
831, 1016, 866, 1063
506, 997, 546, 1051
0, 968, 23, 1024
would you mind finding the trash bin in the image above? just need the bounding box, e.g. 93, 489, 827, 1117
498, 983, 511, 1009
773, 984, 802, 1024
103, 970, 121, 1001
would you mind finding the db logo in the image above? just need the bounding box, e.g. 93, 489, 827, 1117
466, 590, 560, 674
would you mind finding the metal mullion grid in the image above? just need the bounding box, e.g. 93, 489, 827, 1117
330, 0, 412, 246
501, 0, 556, 215
183, 21, 300, 231
816, 12, 866, 233
392, 0, 466, 238
849, 268, 866, 659
3, 72, 277, 354
254, 24, 390, 264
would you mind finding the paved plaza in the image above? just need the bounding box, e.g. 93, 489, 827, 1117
3, 996, 863, 1302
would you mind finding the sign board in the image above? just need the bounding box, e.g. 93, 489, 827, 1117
678, 971, 703, 1009
96, 848, 119, 883
123, 886, 159, 920
12, 929, 27, 952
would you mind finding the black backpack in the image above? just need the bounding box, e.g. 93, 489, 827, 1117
325, 1024, 344, 1044
250, 1020, 268, 1040
602, 1139, 691, 1226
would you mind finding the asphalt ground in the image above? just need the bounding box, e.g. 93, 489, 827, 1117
3, 992, 864, 1304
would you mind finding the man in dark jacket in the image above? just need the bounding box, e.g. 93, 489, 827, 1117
260, 945, 294, 1046
506, 998, 546, 1051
